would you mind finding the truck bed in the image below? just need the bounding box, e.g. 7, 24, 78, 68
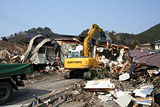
0, 63, 32, 77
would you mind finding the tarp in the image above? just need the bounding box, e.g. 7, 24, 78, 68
0, 63, 32, 77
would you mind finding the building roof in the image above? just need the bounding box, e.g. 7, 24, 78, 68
153, 40, 160, 45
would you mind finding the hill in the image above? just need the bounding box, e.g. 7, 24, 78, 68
109, 23, 160, 49
0, 40, 27, 54
5, 27, 54, 44
136, 23, 160, 43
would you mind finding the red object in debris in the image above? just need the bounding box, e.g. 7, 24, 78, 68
40, 70, 43, 73
136, 63, 141, 67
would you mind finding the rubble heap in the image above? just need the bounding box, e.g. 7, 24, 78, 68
0, 40, 27, 63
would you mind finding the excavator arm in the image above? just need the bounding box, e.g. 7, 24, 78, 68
83, 24, 103, 57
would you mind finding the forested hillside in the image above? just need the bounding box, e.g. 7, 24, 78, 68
109, 23, 160, 49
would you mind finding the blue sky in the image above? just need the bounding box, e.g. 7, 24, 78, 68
0, 0, 160, 37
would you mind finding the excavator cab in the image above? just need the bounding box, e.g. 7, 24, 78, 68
68, 50, 83, 58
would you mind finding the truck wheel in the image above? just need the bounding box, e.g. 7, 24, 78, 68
0, 82, 13, 104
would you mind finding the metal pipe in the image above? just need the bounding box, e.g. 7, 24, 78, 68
53, 97, 66, 107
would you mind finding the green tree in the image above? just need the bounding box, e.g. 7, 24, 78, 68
1, 36, 8, 42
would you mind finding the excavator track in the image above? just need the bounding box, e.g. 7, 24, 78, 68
63, 71, 71, 79
84, 72, 92, 80
64, 69, 91, 79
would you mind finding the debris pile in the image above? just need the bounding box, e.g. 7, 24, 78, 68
96, 46, 160, 82
26, 44, 160, 107
0, 40, 26, 63
1, 34, 160, 106
22, 77, 160, 107
83, 79, 159, 107
93, 47, 160, 106
20, 45, 160, 106
20, 82, 99, 107
95, 44, 129, 79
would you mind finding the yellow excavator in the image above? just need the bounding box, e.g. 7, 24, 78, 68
64, 24, 103, 79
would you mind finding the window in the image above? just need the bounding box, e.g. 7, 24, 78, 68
71, 52, 79, 57
39, 47, 45, 54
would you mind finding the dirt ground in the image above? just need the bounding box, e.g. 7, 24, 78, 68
3, 72, 83, 106
0, 40, 26, 53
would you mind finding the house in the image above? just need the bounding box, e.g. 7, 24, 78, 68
138, 40, 160, 54
138, 43, 153, 50
23, 33, 78, 65
23, 35, 60, 65
153, 40, 160, 50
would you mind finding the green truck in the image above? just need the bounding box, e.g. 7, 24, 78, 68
0, 63, 32, 104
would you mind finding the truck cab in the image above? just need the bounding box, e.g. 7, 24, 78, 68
0, 63, 32, 104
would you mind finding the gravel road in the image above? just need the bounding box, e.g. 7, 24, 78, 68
4, 73, 83, 106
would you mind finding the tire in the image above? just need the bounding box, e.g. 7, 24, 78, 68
0, 82, 13, 104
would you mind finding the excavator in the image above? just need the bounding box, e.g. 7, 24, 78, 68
64, 24, 103, 79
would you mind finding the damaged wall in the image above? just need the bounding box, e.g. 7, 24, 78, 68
23, 35, 60, 65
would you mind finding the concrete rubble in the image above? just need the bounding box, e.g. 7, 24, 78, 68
133, 85, 154, 98
84, 79, 115, 90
